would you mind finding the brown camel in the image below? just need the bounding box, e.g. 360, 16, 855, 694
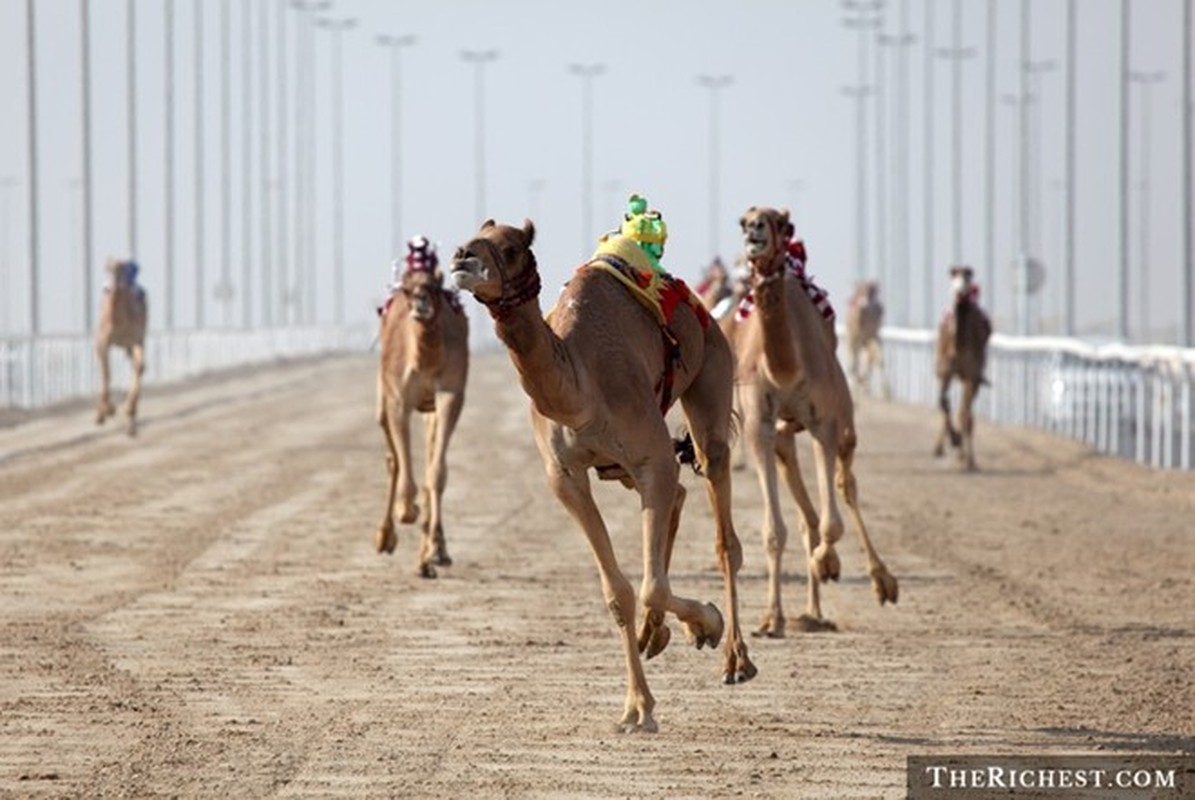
450, 215, 754, 733
729, 207, 898, 637
694, 257, 731, 311
375, 237, 469, 577
95, 258, 147, 436
844, 280, 890, 399
933, 265, 992, 471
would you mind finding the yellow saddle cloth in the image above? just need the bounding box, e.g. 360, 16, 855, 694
582, 235, 710, 330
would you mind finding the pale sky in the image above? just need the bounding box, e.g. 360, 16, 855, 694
0, 0, 1189, 345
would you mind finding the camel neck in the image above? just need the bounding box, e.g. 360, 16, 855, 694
495, 300, 589, 427
751, 259, 804, 388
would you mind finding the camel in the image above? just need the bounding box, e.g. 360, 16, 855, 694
375, 237, 470, 577
95, 258, 147, 436
844, 280, 890, 399
729, 207, 898, 637
933, 265, 992, 472
449, 209, 754, 733
695, 257, 732, 312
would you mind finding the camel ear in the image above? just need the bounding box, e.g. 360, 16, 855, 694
522, 218, 536, 246
480, 219, 496, 231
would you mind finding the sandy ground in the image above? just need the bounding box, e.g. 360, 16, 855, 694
1, 351, 1193, 799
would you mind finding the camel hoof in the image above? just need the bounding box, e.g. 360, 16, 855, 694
643, 623, 671, 660
416, 562, 437, 579
685, 602, 724, 650
723, 662, 758, 685
751, 614, 785, 639
792, 613, 837, 633
872, 568, 899, 605
399, 506, 419, 525
932, 443, 944, 458
374, 526, 397, 554
432, 547, 452, 567
615, 715, 658, 734
813, 548, 841, 583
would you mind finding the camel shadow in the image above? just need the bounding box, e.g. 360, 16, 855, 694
1032, 727, 1195, 753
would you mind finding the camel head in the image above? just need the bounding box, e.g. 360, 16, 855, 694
450, 219, 541, 318
739, 207, 794, 277
399, 268, 444, 322
105, 258, 138, 290
949, 265, 976, 301
852, 280, 880, 306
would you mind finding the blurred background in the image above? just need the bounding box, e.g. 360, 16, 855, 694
0, 0, 1191, 348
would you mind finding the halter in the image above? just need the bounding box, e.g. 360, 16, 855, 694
470, 237, 543, 322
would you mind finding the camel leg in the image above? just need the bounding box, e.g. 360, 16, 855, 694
374, 397, 400, 555
774, 427, 835, 632
387, 401, 420, 527
835, 445, 899, 605
681, 348, 754, 684
959, 379, 979, 471
123, 344, 145, 437
743, 404, 788, 639
933, 376, 960, 456
421, 390, 464, 571
870, 340, 891, 400
809, 428, 845, 586
544, 463, 657, 733
95, 342, 115, 424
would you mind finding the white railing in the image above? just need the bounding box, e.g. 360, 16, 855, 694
876, 327, 1195, 471
0, 325, 374, 410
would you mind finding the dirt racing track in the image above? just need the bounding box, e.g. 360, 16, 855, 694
1, 352, 1193, 798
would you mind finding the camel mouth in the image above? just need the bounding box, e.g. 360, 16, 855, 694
449, 256, 487, 291
743, 232, 770, 257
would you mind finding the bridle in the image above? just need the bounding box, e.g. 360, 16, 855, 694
467, 236, 542, 322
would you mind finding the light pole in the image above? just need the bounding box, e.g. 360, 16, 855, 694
26, 0, 40, 335
127, 0, 137, 258
290, 1, 330, 325
460, 49, 499, 227
697, 74, 733, 260
1130, 69, 1164, 343
922, 0, 936, 328
1064, 0, 1077, 336
937, 0, 974, 267
376, 33, 416, 258
216, 0, 233, 326
843, 1, 882, 283
259, 0, 271, 327
276, 0, 289, 324
1024, 58, 1057, 263
317, 16, 356, 325
879, 0, 915, 325
984, 0, 996, 323
80, 0, 94, 332
241, 0, 253, 330
569, 63, 606, 255
1183, 0, 1192, 347
164, 0, 175, 329
1118, 0, 1132, 341
1003, 91, 1031, 334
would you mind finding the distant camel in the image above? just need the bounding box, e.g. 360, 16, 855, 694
450, 201, 754, 733
729, 207, 898, 636
375, 237, 470, 577
95, 258, 147, 436
845, 280, 889, 398
934, 265, 991, 471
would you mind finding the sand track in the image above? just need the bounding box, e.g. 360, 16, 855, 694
1, 353, 1192, 798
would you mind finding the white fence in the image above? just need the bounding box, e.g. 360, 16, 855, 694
879, 328, 1195, 471
0, 325, 374, 410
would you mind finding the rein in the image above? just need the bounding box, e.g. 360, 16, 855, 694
473, 239, 543, 322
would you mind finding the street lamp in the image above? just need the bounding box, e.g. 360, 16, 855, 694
842, 0, 882, 283
936, 0, 975, 267
376, 33, 417, 258
317, 15, 357, 325
878, 0, 916, 324
1129, 69, 1165, 343
569, 63, 605, 255
460, 49, 499, 227
26, 0, 40, 335
80, 0, 95, 332
696, 74, 733, 260
291, 0, 331, 325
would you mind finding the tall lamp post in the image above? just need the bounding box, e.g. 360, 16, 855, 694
1182, 0, 1192, 347
460, 49, 499, 227
1129, 69, 1165, 343
290, 0, 330, 325
936, 0, 974, 266
696, 74, 733, 260
127, 0, 137, 258
879, 0, 916, 325
376, 33, 416, 257
569, 63, 605, 255
26, 0, 40, 335
842, 0, 883, 283
317, 16, 356, 325
80, 0, 94, 332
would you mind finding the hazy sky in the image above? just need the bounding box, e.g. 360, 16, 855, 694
0, 0, 1190, 346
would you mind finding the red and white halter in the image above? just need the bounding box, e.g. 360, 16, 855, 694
736, 241, 835, 324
